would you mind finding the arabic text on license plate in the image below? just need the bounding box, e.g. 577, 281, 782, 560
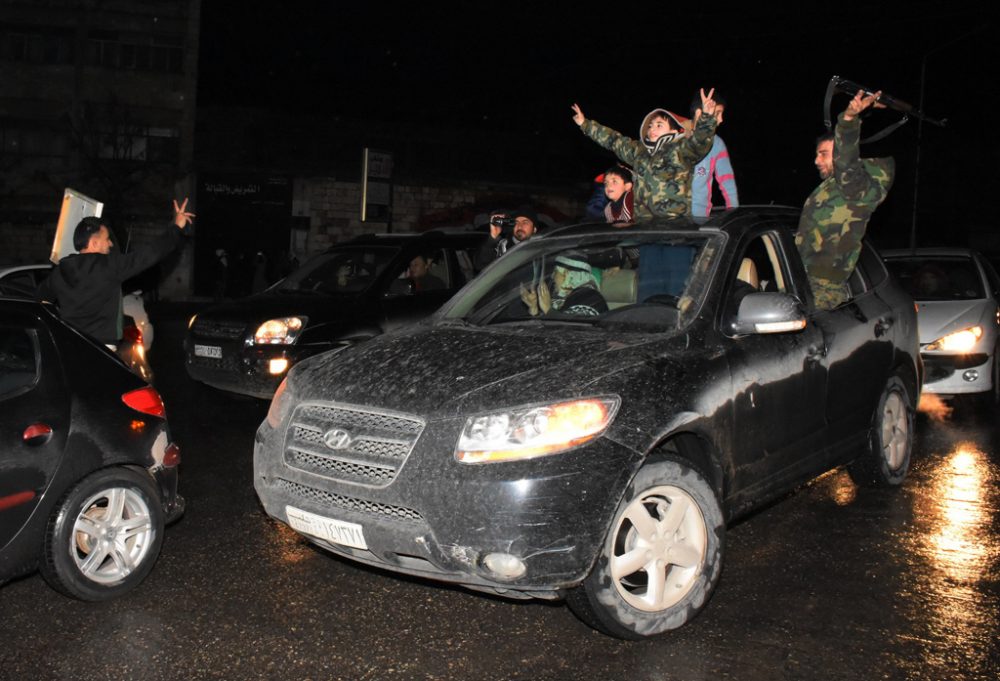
285, 506, 367, 550
194, 344, 222, 359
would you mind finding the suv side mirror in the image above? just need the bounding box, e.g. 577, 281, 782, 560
732, 292, 807, 335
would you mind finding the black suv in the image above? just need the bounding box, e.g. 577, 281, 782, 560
254, 208, 921, 639
185, 230, 485, 398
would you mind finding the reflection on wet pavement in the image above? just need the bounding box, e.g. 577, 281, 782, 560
828, 469, 858, 506
898, 424, 1000, 680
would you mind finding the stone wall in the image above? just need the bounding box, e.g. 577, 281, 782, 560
295, 177, 587, 259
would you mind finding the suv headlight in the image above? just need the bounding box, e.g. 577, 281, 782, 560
266, 377, 292, 428
254, 316, 307, 345
455, 397, 620, 464
925, 325, 982, 352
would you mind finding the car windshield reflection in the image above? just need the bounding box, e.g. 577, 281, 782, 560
448, 232, 722, 331
884, 256, 986, 301
278, 246, 398, 295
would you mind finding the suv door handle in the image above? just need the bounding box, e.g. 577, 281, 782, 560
22, 423, 53, 446
875, 316, 894, 337
806, 345, 827, 362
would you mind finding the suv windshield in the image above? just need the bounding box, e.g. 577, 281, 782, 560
444, 231, 723, 331
278, 246, 398, 294
884, 256, 985, 301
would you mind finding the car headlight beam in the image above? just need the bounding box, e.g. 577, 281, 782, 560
925, 325, 983, 353
254, 316, 307, 345
455, 397, 620, 464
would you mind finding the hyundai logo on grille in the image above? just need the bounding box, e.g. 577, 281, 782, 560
322, 429, 353, 450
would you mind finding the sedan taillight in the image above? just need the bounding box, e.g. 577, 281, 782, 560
122, 386, 165, 418
123, 324, 143, 345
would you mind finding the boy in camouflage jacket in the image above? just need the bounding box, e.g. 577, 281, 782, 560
795, 90, 895, 310
571, 88, 718, 219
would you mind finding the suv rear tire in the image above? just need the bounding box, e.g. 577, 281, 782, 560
849, 375, 913, 487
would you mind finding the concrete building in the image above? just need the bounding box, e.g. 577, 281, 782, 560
0, 0, 200, 297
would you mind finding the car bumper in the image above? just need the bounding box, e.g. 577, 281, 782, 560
151, 449, 185, 524
920, 352, 993, 395
252, 411, 640, 598
184, 337, 316, 399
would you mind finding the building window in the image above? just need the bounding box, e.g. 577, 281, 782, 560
0, 26, 74, 64
85, 30, 183, 74
96, 126, 179, 163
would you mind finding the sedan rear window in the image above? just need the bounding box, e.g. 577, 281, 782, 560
884, 257, 985, 301
0, 327, 39, 398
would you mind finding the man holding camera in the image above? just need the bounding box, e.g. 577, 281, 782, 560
475, 206, 539, 270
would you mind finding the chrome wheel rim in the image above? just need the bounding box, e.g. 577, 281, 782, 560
70, 487, 155, 584
610, 484, 706, 611
881, 392, 909, 471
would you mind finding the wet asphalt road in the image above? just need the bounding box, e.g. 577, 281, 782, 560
1, 303, 998, 681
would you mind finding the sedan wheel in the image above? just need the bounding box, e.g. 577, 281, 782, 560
42, 468, 164, 601
566, 458, 724, 639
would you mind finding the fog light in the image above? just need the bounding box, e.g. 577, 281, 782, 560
268, 358, 289, 375
962, 369, 979, 382
482, 552, 526, 580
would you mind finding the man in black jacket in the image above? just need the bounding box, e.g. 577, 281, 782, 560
41, 198, 195, 348
474, 206, 539, 270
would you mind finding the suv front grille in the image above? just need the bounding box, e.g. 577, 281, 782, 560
283, 402, 424, 487
276, 478, 423, 522
191, 318, 248, 340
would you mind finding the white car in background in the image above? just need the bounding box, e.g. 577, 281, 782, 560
0, 263, 154, 378
0, 264, 53, 299
882, 247, 1000, 403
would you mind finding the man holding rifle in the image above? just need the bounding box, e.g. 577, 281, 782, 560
795, 90, 895, 310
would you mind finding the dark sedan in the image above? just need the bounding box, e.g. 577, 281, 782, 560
1, 297, 183, 600
185, 230, 485, 398
253, 208, 920, 639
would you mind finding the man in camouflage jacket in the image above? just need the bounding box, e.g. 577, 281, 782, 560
795, 90, 895, 310
571, 89, 718, 219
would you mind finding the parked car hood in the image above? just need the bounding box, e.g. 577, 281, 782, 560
289, 323, 671, 416
916, 300, 992, 344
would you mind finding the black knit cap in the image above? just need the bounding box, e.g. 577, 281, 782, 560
512, 205, 538, 225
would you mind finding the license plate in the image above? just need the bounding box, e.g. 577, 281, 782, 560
194, 344, 222, 359
285, 506, 367, 550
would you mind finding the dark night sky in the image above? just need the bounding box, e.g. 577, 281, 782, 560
197, 1, 994, 249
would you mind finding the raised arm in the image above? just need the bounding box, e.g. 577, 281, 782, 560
834, 91, 884, 199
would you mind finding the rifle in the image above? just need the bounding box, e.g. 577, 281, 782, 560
823, 75, 947, 143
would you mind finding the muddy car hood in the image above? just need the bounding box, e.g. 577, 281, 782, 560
290, 322, 676, 416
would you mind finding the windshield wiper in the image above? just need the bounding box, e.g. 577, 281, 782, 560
487, 317, 598, 327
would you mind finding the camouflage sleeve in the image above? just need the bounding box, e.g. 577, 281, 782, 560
833, 112, 871, 201
677, 112, 717, 164
581, 119, 645, 167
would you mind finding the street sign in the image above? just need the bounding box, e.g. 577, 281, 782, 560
361, 148, 394, 228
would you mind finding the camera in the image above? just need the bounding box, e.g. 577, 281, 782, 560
491, 216, 516, 229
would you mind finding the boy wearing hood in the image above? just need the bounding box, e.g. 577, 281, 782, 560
40, 199, 194, 348
571, 88, 718, 219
